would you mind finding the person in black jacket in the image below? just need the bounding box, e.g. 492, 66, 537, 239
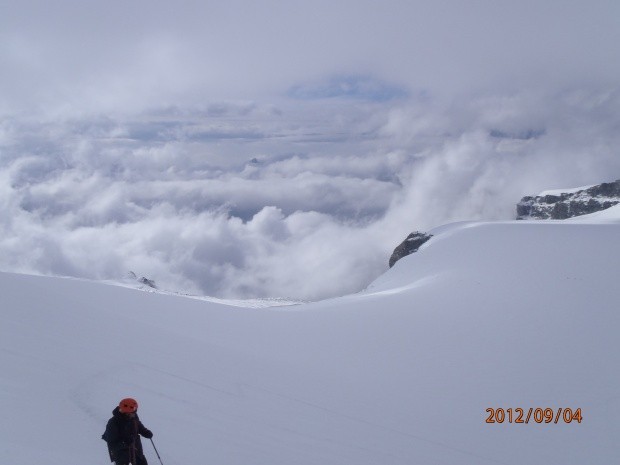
103, 398, 154, 465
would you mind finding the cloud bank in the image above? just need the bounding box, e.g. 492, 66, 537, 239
2, 89, 620, 300
1, 1, 620, 299
2, 1, 620, 113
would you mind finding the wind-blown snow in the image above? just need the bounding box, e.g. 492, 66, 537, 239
1, 208, 619, 464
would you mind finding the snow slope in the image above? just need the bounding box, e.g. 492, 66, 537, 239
2, 210, 620, 465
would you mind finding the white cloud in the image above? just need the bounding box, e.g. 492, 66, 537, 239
2, 1, 620, 114
1, 89, 620, 300
2, 0, 620, 299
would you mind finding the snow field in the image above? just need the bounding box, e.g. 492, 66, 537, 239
1, 211, 620, 464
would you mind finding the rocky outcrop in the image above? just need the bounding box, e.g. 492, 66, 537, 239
516, 179, 620, 220
128, 271, 157, 289
388, 232, 433, 268
388, 180, 620, 268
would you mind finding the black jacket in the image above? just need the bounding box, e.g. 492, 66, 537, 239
103, 407, 153, 464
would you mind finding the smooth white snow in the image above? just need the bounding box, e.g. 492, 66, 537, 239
2, 210, 620, 465
537, 184, 596, 196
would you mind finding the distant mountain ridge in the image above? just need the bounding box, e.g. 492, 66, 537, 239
389, 179, 620, 267
516, 179, 620, 220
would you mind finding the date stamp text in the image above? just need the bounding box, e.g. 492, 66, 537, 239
485, 407, 582, 424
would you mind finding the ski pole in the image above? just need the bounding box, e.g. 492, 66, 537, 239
150, 438, 164, 465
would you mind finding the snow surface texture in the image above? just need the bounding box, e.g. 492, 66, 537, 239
2, 208, 620, 465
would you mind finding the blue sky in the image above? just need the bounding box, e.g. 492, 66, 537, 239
288, 75, 409, 101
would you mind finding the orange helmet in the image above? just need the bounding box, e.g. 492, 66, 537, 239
119, 398, 138, 413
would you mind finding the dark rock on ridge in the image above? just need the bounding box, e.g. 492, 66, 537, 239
388, 179, 619, 270
389, 232, 433, 268
517, 179, 620, 220
128, 271, 157, 289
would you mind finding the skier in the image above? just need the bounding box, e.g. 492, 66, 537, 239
102, 398, 154, 465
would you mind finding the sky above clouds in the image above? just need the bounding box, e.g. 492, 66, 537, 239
1, 0, 620, 300
3, 0, 620, 111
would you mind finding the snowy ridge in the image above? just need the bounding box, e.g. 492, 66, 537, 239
111, 277, 304, 308
566, 203, 620, 222
538, 184, 596, 196
517, 179, 620, 220
2, 208, 620, 464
